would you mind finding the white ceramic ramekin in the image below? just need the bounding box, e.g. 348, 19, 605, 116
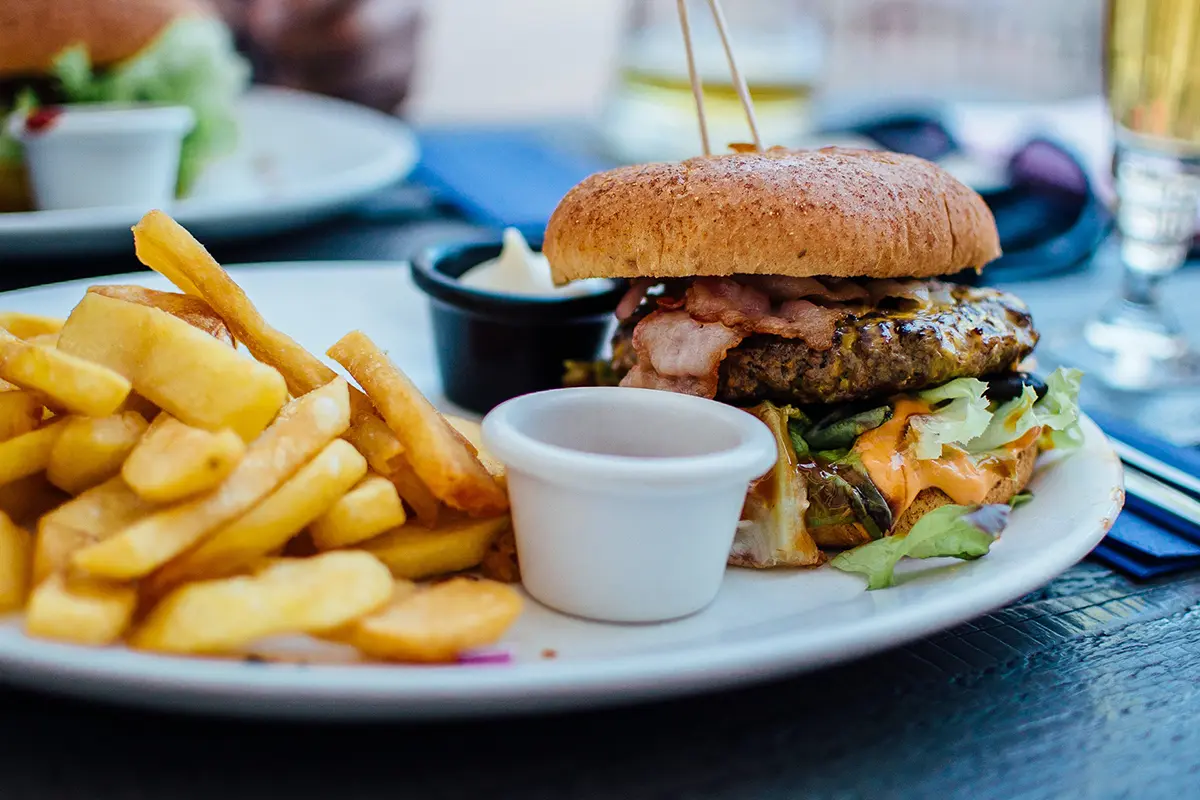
481, 386, 777, 623
6, 103, 196, 211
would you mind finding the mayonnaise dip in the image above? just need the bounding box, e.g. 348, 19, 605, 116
458, 228, 613, 298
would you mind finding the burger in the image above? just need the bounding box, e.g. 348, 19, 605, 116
548, 147, 1082, 585
0, 0, 249, 212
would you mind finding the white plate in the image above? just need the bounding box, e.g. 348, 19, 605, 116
0, 88, 419, 258
0, 264, 1125, 719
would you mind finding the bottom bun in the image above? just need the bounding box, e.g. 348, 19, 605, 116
0, 161, 31, 213
891, 441, 1038, 537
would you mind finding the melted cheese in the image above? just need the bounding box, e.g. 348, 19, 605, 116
853, 398, 1029, 517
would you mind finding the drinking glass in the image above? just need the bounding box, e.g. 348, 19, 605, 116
599, 0, 828, 163
1053, 0, 1200, 391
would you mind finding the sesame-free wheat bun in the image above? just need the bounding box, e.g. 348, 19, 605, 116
544, 147, 1001, 285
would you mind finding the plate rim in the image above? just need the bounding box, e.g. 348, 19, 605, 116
0, 264, 1125, 719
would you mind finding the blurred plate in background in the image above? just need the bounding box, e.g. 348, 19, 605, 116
0, 87, 419, 259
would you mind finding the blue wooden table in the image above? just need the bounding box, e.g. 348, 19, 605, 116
1, 190, 1198, 800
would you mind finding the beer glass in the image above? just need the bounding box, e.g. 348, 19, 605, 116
1060, 0, 1200, 390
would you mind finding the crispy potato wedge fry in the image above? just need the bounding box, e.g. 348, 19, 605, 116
0, 474, 69, 528
0, 390, 44, 442
310, 474, 407, 550
0, 420, 66, 486
57, 293, 287, 440
132, 211, 406, 472
445, 414, 507, 488
0, 311, 64, 340
26, 332, 59, 348
0, 512, 32, 611
154, 439, 367, 587
47, 412, 148, 495
331, 577, 522, 663
389, 460, 441, 528
87, 285, 235, 346
131, 551, 393, 655
33, 477, 158, 583
71, 380, 351, 580
121, 414, 245, 503
25, 574, 137, 645
357, 515, 510, 580
329, 331, 507, 516
0, 328, 131, 417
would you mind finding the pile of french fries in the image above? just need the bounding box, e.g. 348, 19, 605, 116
0, 211, 523, 664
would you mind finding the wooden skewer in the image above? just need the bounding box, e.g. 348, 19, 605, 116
705, 0, 763, 153
675, 0, 711, 156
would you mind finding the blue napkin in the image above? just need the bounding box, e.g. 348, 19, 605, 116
1083, 405, 1200, 578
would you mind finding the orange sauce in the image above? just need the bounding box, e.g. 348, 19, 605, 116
853, 398, 1029, 517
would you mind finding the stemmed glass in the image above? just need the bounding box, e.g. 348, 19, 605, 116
1055, 0, 1200, 392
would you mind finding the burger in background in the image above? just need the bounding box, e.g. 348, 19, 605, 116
0, 0, 249, 212
551, 147, 1083, 588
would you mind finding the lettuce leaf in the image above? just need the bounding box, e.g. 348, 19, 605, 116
910, 377, 992, 459
829, 503, 1011, 589
908, 369, 1085, 458
1034, 367, 1084, 452
49, 18, 249, 194
966, 384, 1039, 452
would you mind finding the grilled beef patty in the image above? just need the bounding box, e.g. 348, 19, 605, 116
611, 284, 1038, 405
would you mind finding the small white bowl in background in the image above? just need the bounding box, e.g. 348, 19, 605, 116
5, 103, 195, 211
482, 387, 777, 623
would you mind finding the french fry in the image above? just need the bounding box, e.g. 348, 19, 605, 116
25, 574, 137, 645
131, 551, 393, 655
0, 512, 32, 611
46, 412, 148, 495
26, 332, 59, 348
0, 420, 66, 486
0, 311, 64, 340
121, 414, 245, 503
310, 474, 407, 550
71, 380, 351, 580
132, 211, 406, 472
356, 515, 510, 580
445, 414, 507, 488
329, 331, 507, 516
0, 390, 43, 441
389, 461, 441, 528
0, 474, 69, 527
153, 439, 367, 587
330, 577, 522, 663
0, 328, 131, 417
57, 293, 287, 440
87, 285, 235, 346
33, 477, 158, 583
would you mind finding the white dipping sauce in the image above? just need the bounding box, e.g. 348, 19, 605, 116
458, 228, 613, 298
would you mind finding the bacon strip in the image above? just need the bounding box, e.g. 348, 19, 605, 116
685, 278, 844, 350
615, 279, 653, 321
620, 310, 745, 398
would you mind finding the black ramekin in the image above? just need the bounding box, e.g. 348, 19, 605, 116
410, 238, 626, 414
